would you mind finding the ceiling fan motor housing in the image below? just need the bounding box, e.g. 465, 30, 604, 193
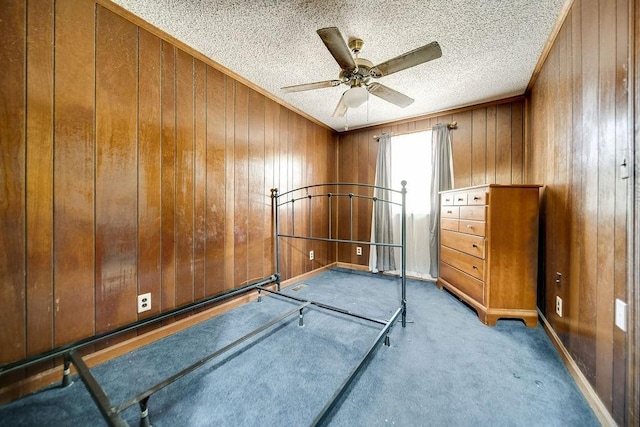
340, 58, 373, 87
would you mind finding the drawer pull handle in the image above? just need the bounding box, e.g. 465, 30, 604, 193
473, 196, 480, 200
472, 243, 478, 248
457, 198, 464, 201
466, 225, 473, 229
447, 210, 453, 214
472, 265, 478, 270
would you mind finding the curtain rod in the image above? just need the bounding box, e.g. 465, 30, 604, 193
372, 122, 457, 140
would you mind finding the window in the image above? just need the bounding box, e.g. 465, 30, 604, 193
390, 131, 432, 213
390, 130, 433, 280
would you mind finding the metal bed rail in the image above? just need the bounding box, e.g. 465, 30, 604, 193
256, 286, 403, 427
0, 275, 278, 378
0, 274, 279, 427
74, 301, 311, 427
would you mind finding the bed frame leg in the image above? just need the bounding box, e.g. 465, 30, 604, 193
257, 288, 262, 303
61, 354, 73, 388
384, 323, 392, 347
402, 300, 407, 328
139, 396, 151, 427
299, 308, 304, 327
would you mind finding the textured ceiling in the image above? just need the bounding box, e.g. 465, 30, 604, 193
112, 0, 568, 132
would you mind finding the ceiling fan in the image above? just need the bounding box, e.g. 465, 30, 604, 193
281, 27, 442, 118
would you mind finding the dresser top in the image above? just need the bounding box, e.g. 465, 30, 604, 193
439, 184, 542, 194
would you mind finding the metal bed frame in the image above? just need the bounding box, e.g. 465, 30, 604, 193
0, 181, 407, 427
267, 181, 408, 425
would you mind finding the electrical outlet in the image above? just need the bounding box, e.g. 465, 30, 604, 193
309, 250, 314, 261
555, 272, 562, 287
138, 293, 151, 313
555, 296, 563, 317
615, 299, 627, 331
356, 246, 362, 256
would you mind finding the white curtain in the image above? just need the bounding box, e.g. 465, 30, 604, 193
368, 133, 396, 272
371, 131, 433, 280
429, 124, 454, 278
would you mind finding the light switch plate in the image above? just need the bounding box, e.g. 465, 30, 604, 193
615, 299, 627, 332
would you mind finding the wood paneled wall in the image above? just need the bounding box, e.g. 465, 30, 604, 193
0, 0, 336, 371
336, 98, 526, 265
528, 0, 631, 423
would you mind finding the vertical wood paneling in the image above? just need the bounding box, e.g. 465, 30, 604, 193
567, 3, 584, 361
95, 6, 138, 334
175, 49, 195, 307
511, 102, 524, 184
234, 83, 249, 287
264, 98, 276, 273
612, 0, 630, 422
305, 121, 314, 272
248, 89, 265, 282
495, 104, 513, 184
529, 0, 631, 421
160, 41, 176, 312
486, 106, 497, 183
2, 0, 338, 380
138, 29, 162, 319
26, 0, 53, 356
577, 0, 599, 384
53, 0, 95, 346
290, 115, 308, 277
278, 107, 291, 280
337, 134, 356, 263
356, 132, 369, 262
205, 66, 225, 297
451, 111, 472, 188
594, 0, 616, 407
471, 109, 487, 186
193, 59, 207, 302
224, 78, 236, 289
295, 113, 304, 273
0, 0, 26, 364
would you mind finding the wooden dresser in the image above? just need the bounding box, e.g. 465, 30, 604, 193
437, 184, 541, 327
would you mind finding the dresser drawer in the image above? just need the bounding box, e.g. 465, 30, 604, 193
441, 246, 484, 280
441, 193, 455, 206
441, 218, 459, 232
441, 206, 460, 219
468, 189, 487, 205
440, 262, 484, 304
441, 230, 485, 259
460, 206, 486, 221
453, 192, 468, 205
459, 220, 486, 237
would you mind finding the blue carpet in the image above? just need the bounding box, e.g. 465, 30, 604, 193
0, 268, 598, 426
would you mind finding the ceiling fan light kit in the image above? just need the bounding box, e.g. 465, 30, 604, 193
281, 27, 442, 120
342, 86, 368, 108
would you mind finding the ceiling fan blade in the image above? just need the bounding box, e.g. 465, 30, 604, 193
367, 83, 414, 108
317, 27, 356, 72
370, 41, 442, 78
332, 93, 348, 117
281, 80, 342, 92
